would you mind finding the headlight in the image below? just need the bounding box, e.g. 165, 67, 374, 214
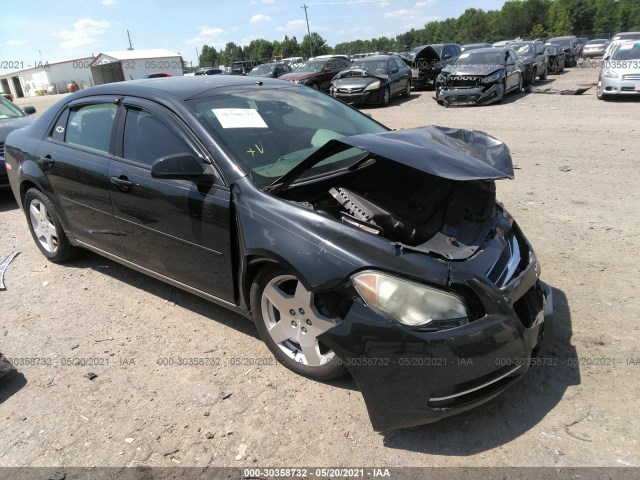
352, 271, 469, 328
364, 81, 381, 91
602, 70, 619, 79
482, 71, 501, 84
294, 79, 306, 85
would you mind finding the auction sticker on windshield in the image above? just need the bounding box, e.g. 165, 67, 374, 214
212, 108, 268, 129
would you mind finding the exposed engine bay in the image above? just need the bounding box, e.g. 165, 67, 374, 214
280, 159, 501, 260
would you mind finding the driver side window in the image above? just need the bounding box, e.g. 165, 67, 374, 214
123, 107, 191, 166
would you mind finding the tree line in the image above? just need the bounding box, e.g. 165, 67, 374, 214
198, 0, 640, 66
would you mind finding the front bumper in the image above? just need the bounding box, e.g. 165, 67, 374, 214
436, 83, 502, 106
599, 75, 640, 95
332, 88, 383, 105
320, 264, 552, 431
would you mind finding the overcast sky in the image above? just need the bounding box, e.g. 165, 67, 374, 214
0, 0, 507, 72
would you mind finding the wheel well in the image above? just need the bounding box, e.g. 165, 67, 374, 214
20, 180, 40, 205
242, 257, 281, 312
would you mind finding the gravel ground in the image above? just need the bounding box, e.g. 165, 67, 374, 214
0, 64, 638, 468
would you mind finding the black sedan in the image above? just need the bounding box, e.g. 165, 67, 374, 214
329, 55, 411, 106
435, 48, 524, 106
5, 76, 551, 431
247, 62, 292, 78
0, 96, 35, 189
508, 40, 548, 85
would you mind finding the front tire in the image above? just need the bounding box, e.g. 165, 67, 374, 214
250, 266, 346, 381
24, 188, 77, 263
596, 82, 609, 101
401, 79, 411, 97
540, 64, 548, 80
380, 86, 390, 106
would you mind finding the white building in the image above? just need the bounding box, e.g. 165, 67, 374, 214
0, 49, 185, 99
0, 57, 94, 98
90, 49, 184, 85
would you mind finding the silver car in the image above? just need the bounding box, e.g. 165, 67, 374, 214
597, 41, 640, 100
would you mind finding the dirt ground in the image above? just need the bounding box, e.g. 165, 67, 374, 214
1, 64, 638, 469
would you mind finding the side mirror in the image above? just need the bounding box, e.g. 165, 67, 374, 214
151, 154, 209, 180
390, 68, 399, 74
443, 54, 452, 60
23, 106, 36, 115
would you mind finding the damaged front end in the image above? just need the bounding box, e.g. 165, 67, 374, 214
237, 126, 552, 431
436, 70, 505, 106
330, 69, 388, 105
400, 46, 441, 88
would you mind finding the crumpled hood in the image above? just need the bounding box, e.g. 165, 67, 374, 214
442, 65, 502, 77
334, 126, 513, 181
402, 46, 440, 64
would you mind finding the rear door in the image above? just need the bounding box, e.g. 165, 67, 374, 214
108, 97, 235, 302
36, 96, 126, 256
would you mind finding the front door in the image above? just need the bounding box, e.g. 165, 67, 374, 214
108, 98, 235, 302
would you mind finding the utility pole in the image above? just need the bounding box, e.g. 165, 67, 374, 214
127, 30, 134, 50
196, 47, 200, 67
301, 4, 313, 58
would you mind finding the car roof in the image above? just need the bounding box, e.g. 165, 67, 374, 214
64, 76, 292, 102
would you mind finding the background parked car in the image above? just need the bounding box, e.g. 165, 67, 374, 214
508, 40, 548, 85
547, 36, 581, 67
247, 63, 292, 78
435, 47, 523, 106
582, 39, 610, 58
194, 68, 224, 75
330, 55, 411, 106
279, 56, 351, 91
142, 72, 172, 78
544, 43, 566, 73
400, 43, 461, 89
231, 60, 260, 75
597, 41, 640, 100
282, 57, 304, 69
0, 96, 35, 189
611, 31, 640, 42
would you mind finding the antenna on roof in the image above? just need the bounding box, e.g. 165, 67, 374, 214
127, 30, 134, 50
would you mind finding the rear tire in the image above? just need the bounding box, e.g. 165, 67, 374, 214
250, 266, 347, 381
24, 188, 77, 263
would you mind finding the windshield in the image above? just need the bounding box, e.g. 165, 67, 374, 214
248, 64, 274, 76
294, 61, 324, 73
587, 39, 608, 45
454, 51, 502, 66
548, 38, 571, 49
611, 43, 640, 60
512, 44, 533, 56
349, 59, 387, 72
188, 85, 387, 187
0, 97, 26, 119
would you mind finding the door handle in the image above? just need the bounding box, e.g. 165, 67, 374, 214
41, 155, 54, 167
110, 175, 133, 192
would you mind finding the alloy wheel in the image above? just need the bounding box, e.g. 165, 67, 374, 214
260, 274, 337, 367
29, 199, 59, 253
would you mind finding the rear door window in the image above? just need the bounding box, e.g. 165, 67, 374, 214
64, 103, 117, 154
